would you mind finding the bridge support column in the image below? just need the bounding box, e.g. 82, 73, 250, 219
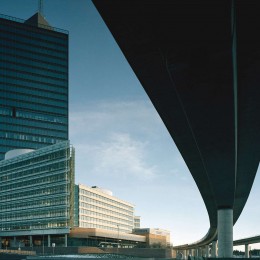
183, 249, 187, 259
205, 245, 210, 257
211, 241, 217, 257
245, 244, 249, 258
218, 208, 233, 257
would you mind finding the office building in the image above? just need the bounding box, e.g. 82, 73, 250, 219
69, 184, 145, 247
0, 141, 75, 248
75, 184, 134, 233
0, 12, 69, 160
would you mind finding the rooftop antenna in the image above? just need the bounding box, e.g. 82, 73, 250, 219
38, 0, 44, 15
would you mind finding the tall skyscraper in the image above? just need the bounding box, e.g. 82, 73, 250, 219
0, 12, 68, 160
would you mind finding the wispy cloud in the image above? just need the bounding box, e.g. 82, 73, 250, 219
69, 100, 162, 139
91, 132, 157, 180
70, 100, 161, 181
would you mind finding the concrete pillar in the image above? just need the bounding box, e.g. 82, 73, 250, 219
211, 241, 217, 257
65, 234, 67, 247
196, 248, 199, 257
29, 236, 33, 247
245, 244, 249, 258
14, 236, 17, 247
218, 208, 233, 257
205, 245, 210, 257
199, 247, 203, 257
183, 249, 187, 259
48, 235, 51, 247
0, 237, 2, 249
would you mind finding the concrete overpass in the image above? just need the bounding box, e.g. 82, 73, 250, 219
234, 235, 260, 258
92, 0, 260, 257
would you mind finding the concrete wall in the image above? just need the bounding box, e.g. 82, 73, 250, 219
103, 247, 176, 258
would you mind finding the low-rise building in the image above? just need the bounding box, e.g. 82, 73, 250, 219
133, 228, 171, 248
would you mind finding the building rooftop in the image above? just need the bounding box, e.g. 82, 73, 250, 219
0, 12, 68, 34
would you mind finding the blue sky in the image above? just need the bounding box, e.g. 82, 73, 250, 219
1, 0, 259, 248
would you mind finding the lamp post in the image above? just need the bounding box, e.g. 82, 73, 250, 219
117, 224, 119, 254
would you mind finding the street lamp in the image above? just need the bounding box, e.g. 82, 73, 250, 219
117, 224, 119, 254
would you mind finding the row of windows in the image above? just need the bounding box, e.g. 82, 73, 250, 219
9, 108, 67, 124
0, 185, 68, 203
1, 132, 62, 145
80, 190, 133, 212
1, 130, 66, 142
1, 118, 68, 132
79, 208, 133, 226
0, 198, 69, 213
80, 210, 133, 226
1, 60, 67, 79
79, 222, 130, 233
0, 22, 68, 45
1, 208, 69, 222
80, 195, 133, 215
79, 202, 133, 221
0, 97, 67, 115
0, 161, 68, 183
0, 90, 67, 108
1, 124, 67, 139
79, 216, 132, 230
1, 68, 67, 87
0, 36, 68, 59
0, 53, 67, 73
1, 221, 68, 231
0, 173, 68, 192
0, 82, 67, 100
0, 196, 68, 212
1, 45, 68, 66
0, 149, 68, 173
0, 27, 68, 51
0, 137, 64, 150
1, 71, 68, 93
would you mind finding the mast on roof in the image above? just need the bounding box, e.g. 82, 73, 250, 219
38, 0, 44, 15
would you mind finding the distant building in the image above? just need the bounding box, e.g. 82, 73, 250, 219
134, 216, 141, 229
133, 228, 171, 248
75, 184, 134, 233
0, 141, 75, 248
0, 12, 69, 160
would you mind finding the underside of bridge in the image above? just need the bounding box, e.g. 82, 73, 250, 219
92, 0, 260, 256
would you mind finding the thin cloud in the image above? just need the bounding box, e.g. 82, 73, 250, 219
69, 100, 162, 138
76, 132, 157, 181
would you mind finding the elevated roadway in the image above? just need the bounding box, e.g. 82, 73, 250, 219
92, 0, 260, 257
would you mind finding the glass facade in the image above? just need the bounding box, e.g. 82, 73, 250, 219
76, 184, 134, 233
0, 141, 75, 232
0, 13, 68, 160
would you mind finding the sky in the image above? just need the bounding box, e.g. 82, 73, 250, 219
1, 0, 259, 249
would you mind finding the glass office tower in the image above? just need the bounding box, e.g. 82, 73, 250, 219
0, 12, 68, 160
0, 141, 75, 247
